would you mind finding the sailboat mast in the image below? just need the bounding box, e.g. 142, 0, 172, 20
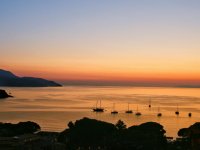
113, 103, 115, 111
96, 100, 98, 109
149, 98, 151, 108
128, 103, 129, 111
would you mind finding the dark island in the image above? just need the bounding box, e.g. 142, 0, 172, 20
0, 118, 200, 150
0, 69, 62, 87
0, 89, 12, 99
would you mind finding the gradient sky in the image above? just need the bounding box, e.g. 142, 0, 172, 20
1, 0, 200, 85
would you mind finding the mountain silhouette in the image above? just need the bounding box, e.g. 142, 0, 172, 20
0, 69, 18, 78
0, 69, 62, 87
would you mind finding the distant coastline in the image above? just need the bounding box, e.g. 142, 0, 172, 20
60, 81, 200, 88
0, 69, 62, 87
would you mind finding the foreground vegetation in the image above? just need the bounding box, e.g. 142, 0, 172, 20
0, 118, 200, 150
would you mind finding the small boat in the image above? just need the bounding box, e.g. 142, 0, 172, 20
135, 112, 141, 116
148, 98, 151, 108
157, 106, 162, 117
126, 110, 133, 113
135, 105, 142, 116
93, 108, 104, 112
111, 103, 118, 114
93, 99, 104, 112
125, 103, 133, 114
175, 111, 179, 115
175, 104, 179, 115
111, 111, 118, 114
188, 112, 192, 117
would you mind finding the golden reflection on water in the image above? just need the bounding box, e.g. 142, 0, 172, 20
0, 86, 200, 137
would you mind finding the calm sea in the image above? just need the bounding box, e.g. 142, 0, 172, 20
0, 86, 200, 137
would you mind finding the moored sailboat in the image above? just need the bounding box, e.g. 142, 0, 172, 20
135, 105, 142, 116
125, 103, 133, 114
111, 103, 118, 114
157, 105, 162, 117
148, 98, 151, 108
175, 104, 179, 115
93, 99, 104, 112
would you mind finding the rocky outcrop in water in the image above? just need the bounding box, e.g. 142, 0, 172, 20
0, 89, 12, 98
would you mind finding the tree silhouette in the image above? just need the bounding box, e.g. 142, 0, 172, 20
115, 120, 126, 130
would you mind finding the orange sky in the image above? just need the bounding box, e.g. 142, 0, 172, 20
1, 1, 200, 86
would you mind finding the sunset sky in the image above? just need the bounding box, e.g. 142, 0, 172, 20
1, 0, 200, 85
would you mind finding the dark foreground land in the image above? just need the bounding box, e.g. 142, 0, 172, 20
0, 118, 200, 150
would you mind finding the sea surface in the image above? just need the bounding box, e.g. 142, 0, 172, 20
0, 86, 200, 137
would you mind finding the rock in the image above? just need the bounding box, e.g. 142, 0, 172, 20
0, 89, 13, 99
